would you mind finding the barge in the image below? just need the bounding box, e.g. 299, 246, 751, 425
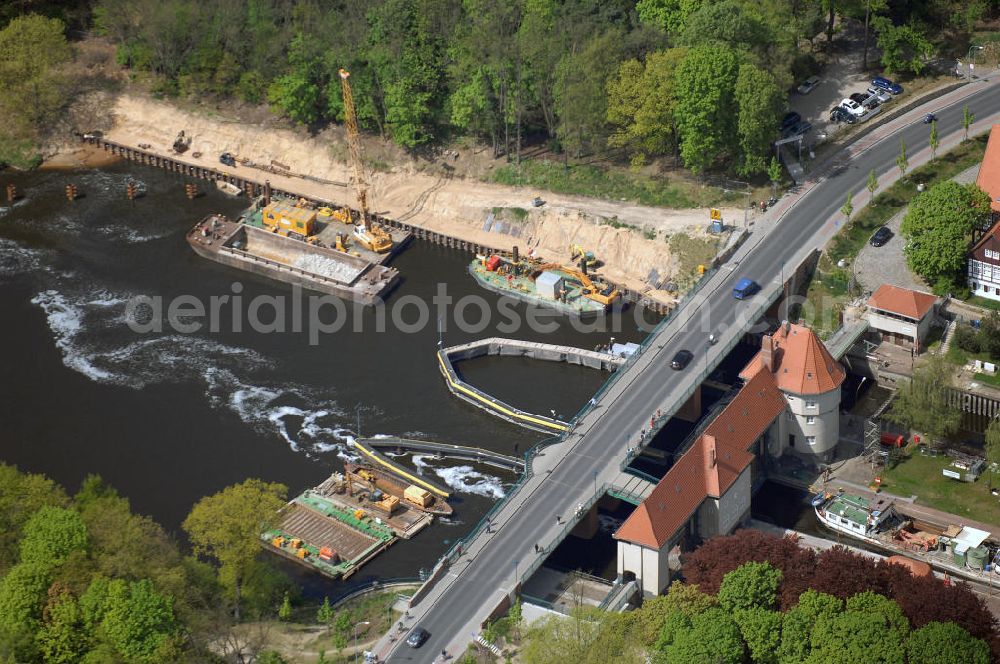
262, 490, 396, 580
187, 214, 399, 305
812, 490, 1000, 583
469, 253, 620, 316
345, 462, 453, 516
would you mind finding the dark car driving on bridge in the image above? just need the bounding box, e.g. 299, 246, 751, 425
670, 350, 693, 370
406, 627, 430, 648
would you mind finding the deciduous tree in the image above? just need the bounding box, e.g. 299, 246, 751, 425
871, 16, 934, 74
182, 479, 287, 621
900, 181, 991, 289
606, 49, 686, 167
867, 168, 879, 202
884, 356, 960, 446
734, 63, 784, 176
718, 561, 782, 612
19, 506, 88, 569
662, 607, 746, 664
963, 104, 975, 142
907, 621, 991, 664
673, 45, 739, 173
733, 606, 782, 664
841, 191, 854, 225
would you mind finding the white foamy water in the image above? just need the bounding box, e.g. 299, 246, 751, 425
0, 238, 44, 277
31, 286, 349, 456
412, 455, 507, 499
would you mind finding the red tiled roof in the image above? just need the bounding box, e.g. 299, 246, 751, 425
867, 284, 938, 321
705, 369, 787, 453
614, 370, 779, 549
741, 323, 847, 395
977, 125, 1000, 213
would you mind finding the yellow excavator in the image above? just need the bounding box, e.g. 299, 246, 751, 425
532, 262, 620, 306
569, 244, 599, 268
338, 69, 393, 253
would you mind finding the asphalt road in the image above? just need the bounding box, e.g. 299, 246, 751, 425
385, 77, 1000, 663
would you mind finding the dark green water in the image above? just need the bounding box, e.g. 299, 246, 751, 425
0, 161, 653, 593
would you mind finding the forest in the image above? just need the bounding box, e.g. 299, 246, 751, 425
0, 0, 996, 175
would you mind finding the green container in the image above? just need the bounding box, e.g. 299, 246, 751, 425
967, 545, 989, 570
952, 546, 967, 567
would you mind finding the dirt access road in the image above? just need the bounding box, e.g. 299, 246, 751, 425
89, 94, 740, 304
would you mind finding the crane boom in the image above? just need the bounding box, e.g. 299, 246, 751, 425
338, 68, 370, 231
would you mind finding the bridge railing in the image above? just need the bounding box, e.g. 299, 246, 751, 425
514, 482, 613, 587
564, 265, 723, 429
436, 274, 782, 573
618, 280, 783, 474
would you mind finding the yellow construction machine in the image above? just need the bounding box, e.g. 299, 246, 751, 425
532, 263, 620, 306
338, 69, 393, 253
569, 244, 599, 268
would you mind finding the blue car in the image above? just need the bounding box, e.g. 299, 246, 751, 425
871, 76, 903, 95
733, 278, 759, 300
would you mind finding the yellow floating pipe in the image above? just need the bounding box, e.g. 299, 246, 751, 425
351, 439, 450, 498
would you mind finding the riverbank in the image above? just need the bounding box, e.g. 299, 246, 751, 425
41, 141, 122, 170
46, 93, 744, 307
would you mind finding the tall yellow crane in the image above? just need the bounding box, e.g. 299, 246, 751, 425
338, 68, 393, 253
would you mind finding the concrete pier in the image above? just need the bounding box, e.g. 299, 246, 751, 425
443, 337, 626, 371
436, 337, 622, 434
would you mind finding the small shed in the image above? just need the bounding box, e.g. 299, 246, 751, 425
536, 271, 564, 300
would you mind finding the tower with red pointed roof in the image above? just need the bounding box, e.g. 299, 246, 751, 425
740, 321, 846, 462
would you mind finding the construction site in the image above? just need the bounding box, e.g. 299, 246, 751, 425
72, 84, 746, 312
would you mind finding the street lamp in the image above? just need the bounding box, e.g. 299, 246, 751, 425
354, 621, 371, 664
513, 558, 520, 587
967, 45, 985, 81
593, 469, 598, 497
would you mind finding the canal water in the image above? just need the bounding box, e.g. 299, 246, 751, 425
0, 161, 653, 594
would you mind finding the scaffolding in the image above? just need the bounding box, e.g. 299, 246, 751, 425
863, 389, 898, 471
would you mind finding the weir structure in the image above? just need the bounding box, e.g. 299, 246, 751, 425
361, 436, 525, 472
436, 337, 625, 433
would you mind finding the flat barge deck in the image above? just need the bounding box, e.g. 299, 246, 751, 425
188, 214, 399, 305
262, 491, 397, 580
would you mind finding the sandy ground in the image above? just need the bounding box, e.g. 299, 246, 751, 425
75, 94, 743, 304
41, 142, 122, 170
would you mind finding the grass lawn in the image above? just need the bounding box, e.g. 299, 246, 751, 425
260, 587, 414, 663
878, 452, 1000, 525
797, 255, 849, 339
967, 295, 1000, 311
826, 134, 989, 265
801, 135, 990, 337
668, 233, 720, 289
491, 159, 748, 209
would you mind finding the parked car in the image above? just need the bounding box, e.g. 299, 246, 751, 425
406, 627, 430, 648
531, 197, 545, 207
782, 120, 812, 138
872, 76, 903, 95
849, 92, 869, 105
219, 152, 236, 167
829, 107, 855, 124
866, 86, 892, 103
797, 76, 821, 94
862, 96, 880, 110
780, 111, 802, 132
839, 98, 866, 118
671, 349, 694, 370
869, 226, 892, 247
